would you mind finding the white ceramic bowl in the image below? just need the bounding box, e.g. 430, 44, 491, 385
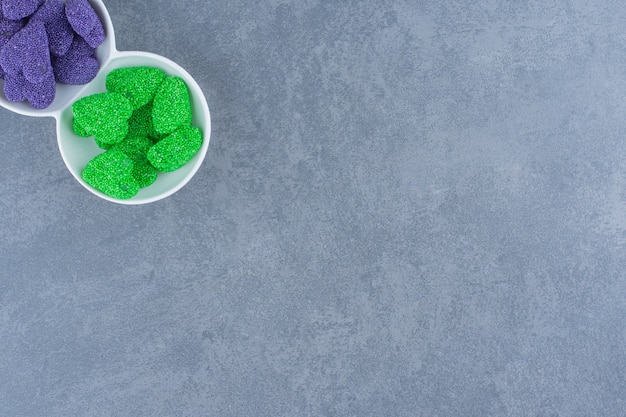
0, 0, 211, 204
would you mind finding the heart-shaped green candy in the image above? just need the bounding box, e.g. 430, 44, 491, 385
111, 135, 158, 188
152, 76, 192, 135
72, 92, 133, 145
106, 66, 166, 110
147, 125, 202, 172
82, 149, 140, 199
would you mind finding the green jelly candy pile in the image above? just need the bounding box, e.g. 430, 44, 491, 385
148, 126, 203, 172
152, 77, 192, 135
106, 67, 166, 110
70, 65, 203, 200
72, 92, 133, 145
82, 150, 140, 200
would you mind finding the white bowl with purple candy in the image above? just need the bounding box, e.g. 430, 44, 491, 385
0, 0, 211, 204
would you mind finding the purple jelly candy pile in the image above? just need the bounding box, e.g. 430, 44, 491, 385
0, 0, 104, 109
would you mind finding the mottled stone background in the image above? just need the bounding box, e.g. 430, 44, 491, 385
1, 1, 625, 416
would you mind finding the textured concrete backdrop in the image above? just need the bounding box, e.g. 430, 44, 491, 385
1, 0, 625, 416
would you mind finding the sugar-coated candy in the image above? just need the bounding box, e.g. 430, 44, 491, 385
72, 117, 90, 137
23, 68, 55, 108
72, 92, 133, 144
82, 149, 139, 199
65, 0, 104, 48
0, 12, 25, 37
0, 11, 25, 44
94, 138, 114, 150
112, 134, 152, 159
106, 66, 166, 110
152, 76, 192, 135
2, 71, 25, 101
0, 14, 25, 79
131, 160, 158, 188
30, 0, 74, 57
4, 67, 55, 108
0, 14, 25, 49
112, 135, 157, 188
0, 20, 52, 84
1, 0, 43, 21
53, 36, 97, 84
126, 102, 162, 142
147, 125, 202, 172
83, 23, 104, 49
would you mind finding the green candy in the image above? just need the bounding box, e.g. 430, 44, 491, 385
132, 160, 159, 188
126, 102, 163, 142
113, 135, 152, 159
73, 118, 90, 137
71, 66, 202, 199
111, 136, 158, 188
72, 92, 133, 145
94, 138, 115, 150
152, 76, 192, 135
147, 125, 202, 172
82, 150, 140, 199
106, 67, 166, 110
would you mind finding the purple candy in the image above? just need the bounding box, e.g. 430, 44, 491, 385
3, 71, 25, 101
0, 0, 105, 108
53, 36, 98, 85
65, 0, 104, 48
0, 11, 25, 33
0, 13, 26, 49
0, 20, 51, 83
30, 0, 74, 57
1, 0, 43, 21
26, 68, 55, 108
3, 68, 55, 108
83, 19, 104, 48
0, 14, 25, 78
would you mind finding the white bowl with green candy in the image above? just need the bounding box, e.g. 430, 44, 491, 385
61, 53, 210, 204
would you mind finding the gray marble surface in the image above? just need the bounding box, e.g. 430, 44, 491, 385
1, 1, 625, 416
